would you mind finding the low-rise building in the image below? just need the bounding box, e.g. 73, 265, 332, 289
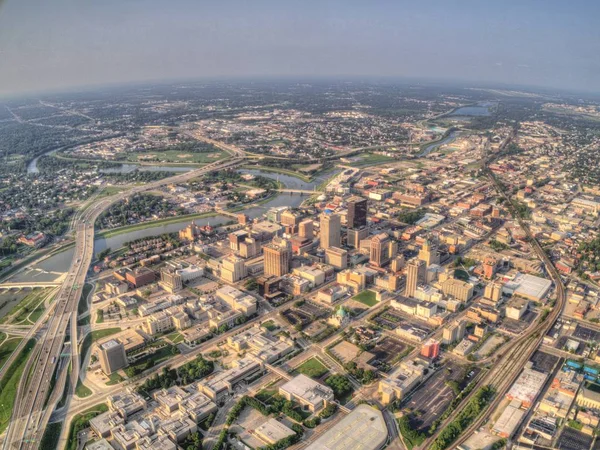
279, 374, 334, 412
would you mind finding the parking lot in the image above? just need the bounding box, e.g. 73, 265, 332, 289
404, 361, 476, 432
558, 426, 593, 450
573, 324, 600, 343
371, 336, 410, 365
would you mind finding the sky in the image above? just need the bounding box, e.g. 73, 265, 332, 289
0, 0, 599, 96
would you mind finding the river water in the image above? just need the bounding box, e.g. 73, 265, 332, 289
419, 131, 458, 157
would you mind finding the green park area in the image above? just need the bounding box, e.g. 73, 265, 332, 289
352, 290, 378, 307
0, 339, 36, 434
293, 357, 329, 378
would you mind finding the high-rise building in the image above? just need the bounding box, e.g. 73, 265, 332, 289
99, 339, 128, 375
484, 281, 503, 302
220, 255, 247, 283
281, 210, 301, 228
442, 321, 466, 344
370, 233, 391, 267
418, 239, 440, 266
441, 278, 474, 302
405, 259, 426, 297
347, 196, 368, 229
263, 237, 292, 277
420, 339, 440, 359
391, 255, 405, 273
320, 213, 341, 250
160, 270, 183, 293
347, 227, 369, 249
298, 219, 314, 240
325, 247, 348, 270
229, 230, 249, 252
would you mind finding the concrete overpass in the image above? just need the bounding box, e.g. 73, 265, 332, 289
0, 281, 61, 290
276, 189, 319, 195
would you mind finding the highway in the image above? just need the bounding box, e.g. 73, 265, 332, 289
2, 156, 245, 450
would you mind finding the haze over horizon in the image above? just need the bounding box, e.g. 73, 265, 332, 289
0, 0, 599, 96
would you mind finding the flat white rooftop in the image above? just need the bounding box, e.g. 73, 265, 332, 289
305, 404, 387, 450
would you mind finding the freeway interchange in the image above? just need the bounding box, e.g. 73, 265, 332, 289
2, 156, 245, 450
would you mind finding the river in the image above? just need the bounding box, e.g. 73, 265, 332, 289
449, 102, 495, 117
419, 131, 458, 157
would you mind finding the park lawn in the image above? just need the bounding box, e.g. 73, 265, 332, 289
3, 288, 48, 324
40, 422, 62, 450
127, 344, 178, 375
0, 337, 23, 369
106, 372, 124, 386
125, 148, 226, 164
77, 283, 93, 316
0, 339, 36, 434
166, 331, 184, 344
96, 310, 104, 323
77, 315, 91, 326
261, 320, 278, 332
75, 379, 92, 398
352, 290, 378, 307
348, 153, 396, 167
294, 357, 329, 378
255, 388, 277, 403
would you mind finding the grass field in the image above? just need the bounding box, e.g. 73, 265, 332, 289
0, 288, 49, 325
352, 290, 378, 307
0, 339, 36, 434
348, 153, 396, 167
125, 149, 226, 164
106, 372, 124, 386
261, 320, 278, 332
293, 357, 329, 378
0, 336, 23, 370
75, 379, 92, 398
40, 422, 62, 450
166, 331, 184, 344
77, 282, 93, 316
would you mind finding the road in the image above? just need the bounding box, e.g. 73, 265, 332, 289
2, 157, 245, 450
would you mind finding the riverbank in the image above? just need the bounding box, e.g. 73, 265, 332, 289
96, 211, 220, 239
241, 165, 313, 183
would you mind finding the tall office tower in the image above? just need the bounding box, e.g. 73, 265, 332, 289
405, 259, 426, 297
418, 239, 440, 266
442, 320, 466, 344
99, 339, 128, 375
263, 237, 291, 277
391, 255, 406, 273
347, 196, 368, 229
325, 247, 348, 270
347, 227, 369, 249
370, 232, 391, 267
320, 213, 341, 250
298, 219, 314, 239
220, 255, 248, 283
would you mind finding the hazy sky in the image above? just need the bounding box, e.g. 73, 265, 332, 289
0, 0, 599, 95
